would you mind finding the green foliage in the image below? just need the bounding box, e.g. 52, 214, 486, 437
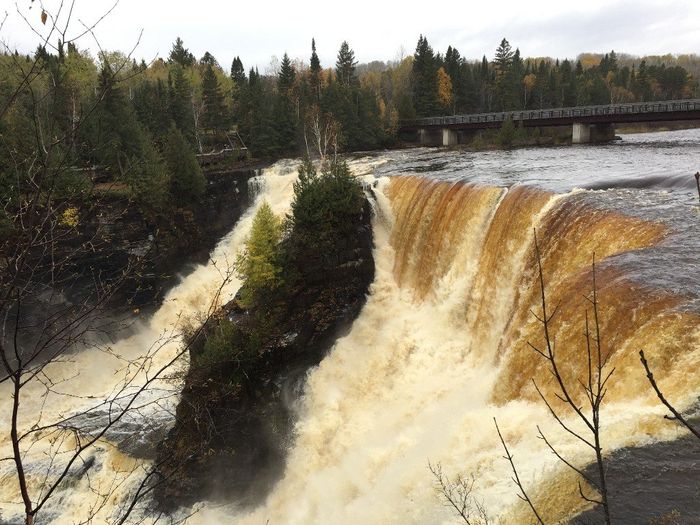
287, 157, 364, 260
336, 41, 357, 86
310, 39, 321, 75
53, 169, 92, 201
196, 318, 261, 368
278, 53, 296, 93
497, 116, 516, 147
89, 65, 146, 174
201, 64, 228, 132
133, 78, 171, 141
412, 35, 439, 116
127, 134, 170, 212
163, 124, 205, 207
168, 64, 196, 144
230, 57, 246, 85
234, 201, 283, 308
169, 37, 195, 67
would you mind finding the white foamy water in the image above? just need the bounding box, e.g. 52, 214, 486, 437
0, 164, 298, 524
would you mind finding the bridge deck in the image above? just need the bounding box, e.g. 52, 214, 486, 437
400, 99, 700, 131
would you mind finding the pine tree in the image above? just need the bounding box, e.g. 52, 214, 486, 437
201, 64, 227, 132
493, 38, 514, 74
168, 64, 196, 144
199, 51, 219, 68
310, 38, 322, 101
560, 59, 577, 106
230, 56, 246, 85
493, 38, 516, 110
275, 53, 297, 154
169, 37, 195, 67
411, 35, 439, 116
310, 38, 321, 76
278, 53, 296, 93
335, 41, 357, 86
163, 124, 205, 206
128, 132, 169, 213
133, 78, 171, 141
234, 201, 282, 308
91, 65, 144, 174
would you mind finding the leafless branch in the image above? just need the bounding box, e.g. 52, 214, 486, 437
494, 417, 545, 525
525, 232, 612, 523
639, 350, 700, 441
429, 461, 491, 525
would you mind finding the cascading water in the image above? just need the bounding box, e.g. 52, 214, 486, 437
0, 165, 298, 524
223, 156, 699, 523
2, 129, 700, 524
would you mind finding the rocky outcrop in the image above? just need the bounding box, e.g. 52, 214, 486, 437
59, 169, 257, 313
154, 199, 375, 510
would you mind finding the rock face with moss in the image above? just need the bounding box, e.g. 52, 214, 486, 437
154, 159, 375, 510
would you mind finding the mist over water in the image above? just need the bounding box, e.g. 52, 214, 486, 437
2, 129, 700, 523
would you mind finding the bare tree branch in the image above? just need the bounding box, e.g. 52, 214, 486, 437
639, 350, 700, 440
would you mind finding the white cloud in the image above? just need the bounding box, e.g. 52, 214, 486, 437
2, 0, 699, 71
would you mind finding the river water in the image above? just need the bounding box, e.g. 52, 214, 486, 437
1, 129, 699, 524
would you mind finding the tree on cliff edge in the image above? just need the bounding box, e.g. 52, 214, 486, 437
235, 201, 283, 308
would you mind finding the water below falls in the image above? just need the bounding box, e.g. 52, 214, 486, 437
2, 129, 700, 524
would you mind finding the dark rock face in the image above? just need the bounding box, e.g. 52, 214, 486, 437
154, 199, 375, 511
60, 170, 256, 314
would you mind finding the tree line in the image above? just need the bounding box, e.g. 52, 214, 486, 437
1, 35, 698, 220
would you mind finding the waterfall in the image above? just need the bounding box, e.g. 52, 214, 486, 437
224, 175, 700, 525
0, 166, 298, 524
2, 163, 698, 524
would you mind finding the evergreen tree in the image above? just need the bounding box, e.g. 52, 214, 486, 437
560, 59, 577, 106
411, 35, 439, 116
168, 64, 196, 144
493, 38, 516, 110
163, 124, 205, 206
493, 38, 514, 74
336, 41, 357, 86
310, 38, 321, 76
274, 53, 297, 153
199, 51, 219, 68
128, 133, 169, 213
310, 38, 322, 101
444, 45, 465, 111
133, 78, 171, 141
278, 53, 296, 93
169, 37, 195, 67
230, 56, 246, 85
201, 64, 228, 132
90, 65, 145, 174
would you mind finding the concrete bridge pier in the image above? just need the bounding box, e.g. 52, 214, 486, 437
572, 122, 616, 144
442, 128, 458, 146
418, 128, 441, 145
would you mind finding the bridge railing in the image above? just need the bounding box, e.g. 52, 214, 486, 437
401, 99, 700, 128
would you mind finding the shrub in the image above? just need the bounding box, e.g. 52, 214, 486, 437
496, 116, 516, 147
196, 318, 262, 368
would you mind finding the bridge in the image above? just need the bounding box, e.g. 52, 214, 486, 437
399, 99, 700, 146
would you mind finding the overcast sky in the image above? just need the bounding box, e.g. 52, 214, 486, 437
2, 0, 699, 71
